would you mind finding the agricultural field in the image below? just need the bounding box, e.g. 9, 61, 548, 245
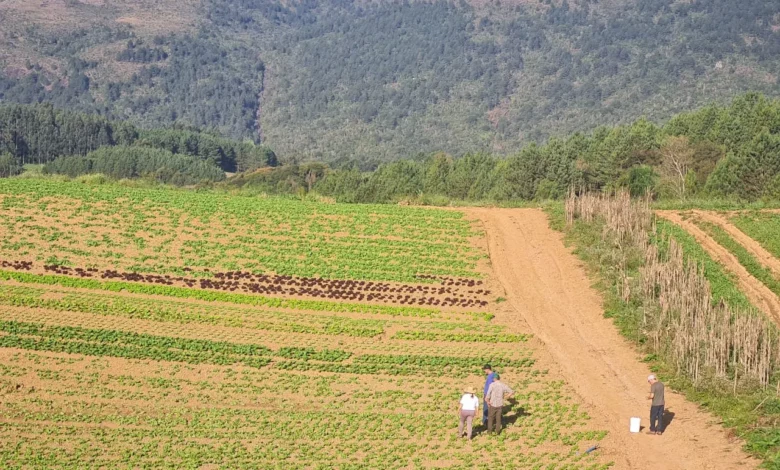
0, 180, 612, 469
655, 209, 780, 325
0, 180, 481, 284
730, 212, 780, 262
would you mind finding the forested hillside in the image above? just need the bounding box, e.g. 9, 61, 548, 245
227, 93, 780, 203
0, 0, 778, 162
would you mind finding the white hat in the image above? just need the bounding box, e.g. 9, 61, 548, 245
647, 374, 656, 381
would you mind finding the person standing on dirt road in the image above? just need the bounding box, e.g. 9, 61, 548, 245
485, 372, 513, 435
457, 387, 480, 440
647, 374, 665, 435
482, 364, 496, 426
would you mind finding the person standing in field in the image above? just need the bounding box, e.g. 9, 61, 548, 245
482, 364, 495, 427
485, 372, 513, 435
457, 386, 480, 440
647, 374, 665, 435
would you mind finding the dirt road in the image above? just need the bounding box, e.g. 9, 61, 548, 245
466, 208, 757, 470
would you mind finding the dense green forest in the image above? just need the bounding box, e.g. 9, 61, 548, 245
0, 0, 778, 161
4, 94, 779, 198
44, 147, 227, 186
223, 93, 780, 202
0, 104, 278, 183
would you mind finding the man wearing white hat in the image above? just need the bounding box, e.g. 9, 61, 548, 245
647, 374, 665, 435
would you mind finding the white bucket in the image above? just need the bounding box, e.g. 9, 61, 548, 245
629, 417, 641, 433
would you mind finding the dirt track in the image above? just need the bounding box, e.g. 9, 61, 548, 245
657, 211, 780, 324
691, 210, 780, 279
465, 208, 757, 470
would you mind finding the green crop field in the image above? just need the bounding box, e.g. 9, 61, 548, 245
0, 180, 483, 282
729, 212, 780, 262
0, 180, 611, 469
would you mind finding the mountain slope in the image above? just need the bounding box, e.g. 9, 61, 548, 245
1, 0, 778, 162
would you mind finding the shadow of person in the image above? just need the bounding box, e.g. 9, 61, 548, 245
472, 405, 530, 436
502, 404, 530, 427
662, 409, 675, 431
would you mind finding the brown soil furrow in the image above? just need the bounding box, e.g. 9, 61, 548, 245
657, 211, 780, 325
465, 207, 757, 470
692, 210, 780, 278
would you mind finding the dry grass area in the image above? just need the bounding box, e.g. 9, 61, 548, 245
658, 209, 780, 327
0, 0, 199, 36
0, 0, 199, 81
573, 197, 780, 387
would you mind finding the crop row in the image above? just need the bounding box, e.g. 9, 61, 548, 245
0, 260, 32, 271
0, 287, 512, 344
694, 220, 780, 298
36, 261, 491, 307
0, 394, 592, 447
392, 330, 530, 343
0, 422, 609, 470
0, 269, 496, 320
0, 284, 507, 340
4, 266, 493, 311
0, 320, 268, 354
0, 320, 530, 376
0, 284, 386, 338
42, 263, 491, 296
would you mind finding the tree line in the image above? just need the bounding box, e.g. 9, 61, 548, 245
44, 147, 226, 186
3, 94, 778, 200
224, 93, 780, 203
0, 103, 277, 182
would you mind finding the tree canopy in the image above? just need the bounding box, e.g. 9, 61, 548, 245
1, 0, 777, 162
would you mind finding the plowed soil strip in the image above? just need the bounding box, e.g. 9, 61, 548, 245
465, 208, 757, 470
657, 211, 780, 324
692, 210, 780, 278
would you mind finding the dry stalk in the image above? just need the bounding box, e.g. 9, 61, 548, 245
567, 191, 780, 387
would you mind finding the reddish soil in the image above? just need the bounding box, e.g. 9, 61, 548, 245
657, 211, 780, 325
465, 208, 758, 470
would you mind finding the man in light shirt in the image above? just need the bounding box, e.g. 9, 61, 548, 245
485, 372, 513, 435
